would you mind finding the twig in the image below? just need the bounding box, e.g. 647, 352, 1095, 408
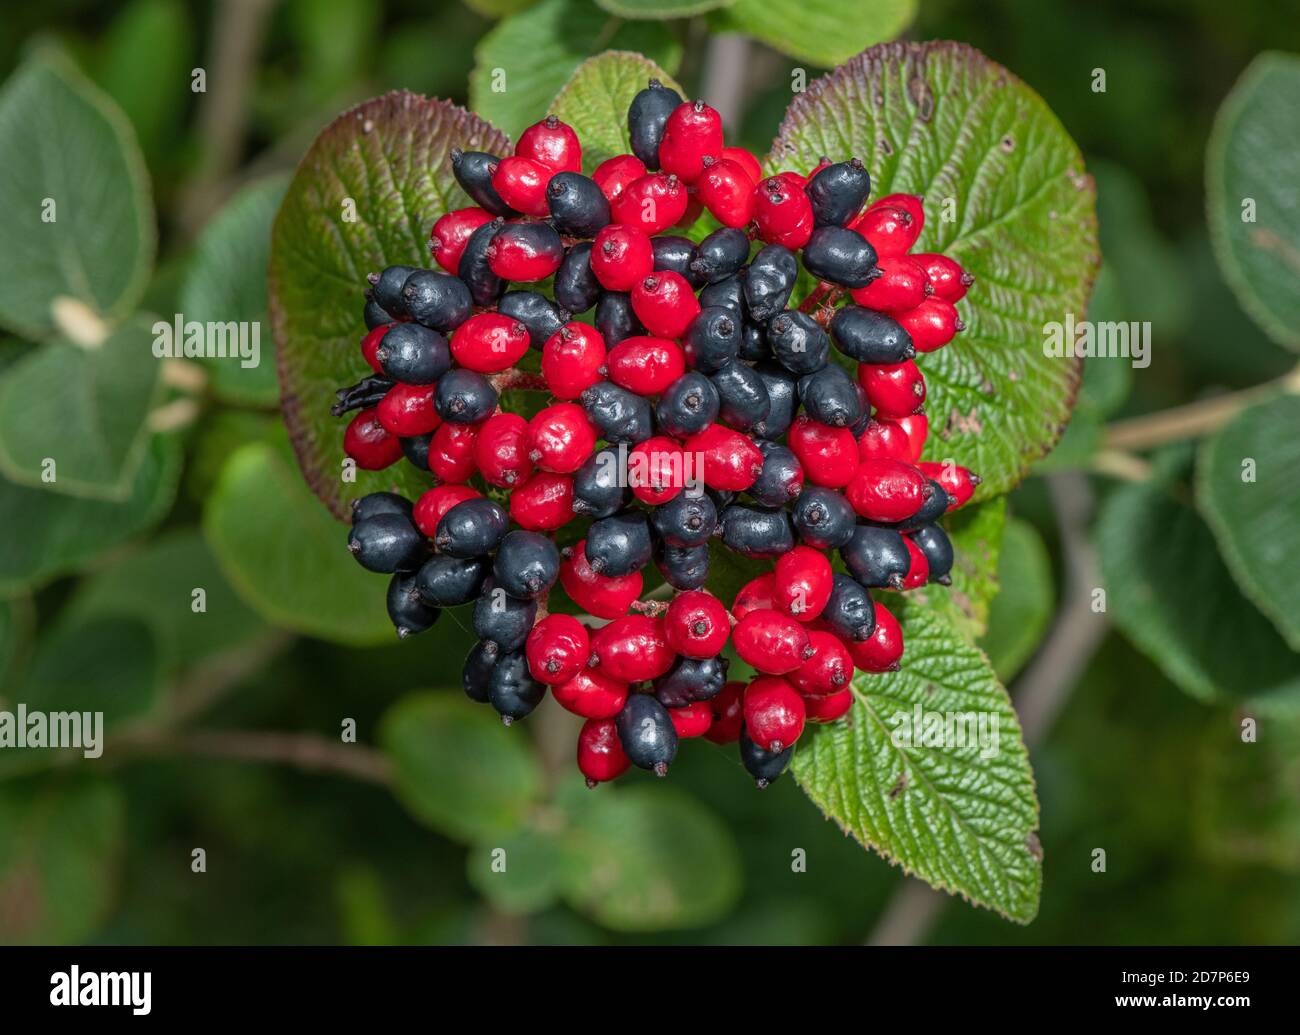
699, 34, 750, 134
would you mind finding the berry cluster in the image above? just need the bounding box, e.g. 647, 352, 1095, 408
336, 81, 980, 789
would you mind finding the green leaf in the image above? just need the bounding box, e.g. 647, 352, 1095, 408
380, 693, 543, 843
463, 0, 541, 16
0, 47, 154, 338
467, 824, 566, 914
202, 436, 395, 646
0, 782, 125, 944
551, 51, 684, 174
1206, 52, 1300, 351
916, 496, 1006, 642
0, 314, 163, 500
1198, 393, 1300, 653
557, 781, 742, 930
770, 42, 1098, 499
269, 91, 508, 519
469, 0, 683, 140
67, 528, 265, 670
96, 0, 193, 157
0, 594, 34, 689
0, 434, 180, 595
1097, 459, 1300, 714
979, 517, 1054, 682
179, 175, 289, 406
596, 0, 732, 18
792, 605, 1042, 923
715, 0, 914, 67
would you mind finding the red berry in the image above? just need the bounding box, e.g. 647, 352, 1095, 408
789, 630, 853, 697
732, 608, 813, 675
697, 156, 756, 228
787, 416, 858, 488
486, 222, 564, 281
491, 156, 551, 216
526, 614, 591, 685
589, 615, 675, 681
554, 669, 629, 720
846, 458, 929, 522
889, 413, 928, 462
509, 471, 575, 530
674, 191, 704, 231
777, 169, 809, 189
592, 153, 647, 202
858, 359, 926, 418
772, 546, 833, 622
542, 323, 607, 401
343, 407, 402, 470
590, 224, 654, 292
559, 539, 642, 618
703, 681, 745, 744
683, 424, 764, 492
450, 312, 530, 373
668, 701, 713, 738
857, 417, 913, 462
605, 335, 686, 396
918, 461, 980, 509
843, 600, 904, 673
753, 175, 814, 248
427, 421, 479, 483
474, 412, 533, 487
430, 207, 493, 273
528, 402, 597, 474
628, 436, 687, 504
610, 173, 689, 235
721, 145, 762, 184
870, 192, 925, 231
743, 676, 805, 751
731, 574, 776, 621
893, 297, 962, 353
377, 383, 440, 436
664, 589, 730, 658
515, 114, 581, 174
805, 688, 853, 723
912, 252, 972, 303
413, 484, 480, 537
901, 534, 930, 590
577, 717, 631, 786
630, 273, 701, 339
659, 100, 723, 185
854, 202, 921, 258
850, 255, 929, 311
360, 324, 392, 373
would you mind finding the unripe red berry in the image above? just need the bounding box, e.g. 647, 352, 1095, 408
577, 717, 631, 786
430, 207, 494, 274
851, 254, 929, 311
664, 589, 730, 658
912, 252, 973, 303
892, 297, 962, 353
542, 323, 607, 400
789, 630, 853, 697
450, 312, 530, 372
743, 676, 806, 751
703, 681, 745, 745
590, 224, 654, 292
515, 114, 582, 174
857, 417, 913, 462
869, 192, 925, 232
589, 614, 675, 682
772, 545, 834, 622
659, 100, 724, 185
901, 534, 930, 590
553, 669, 629, 720
854, 202, 921, 258
683, 423, 764, 492
491, 156, 552, 216
474, 412, 534, 487
377, 383, 440, 436
360, 323, 392, 373
731, 573, 776, 621
528, 402, 598, 474
628, 435, 687, 504
805, 687, 853, 723
610, 172, 690, 235
753, 174, 814, 248
668, 701, 714, 738
846, 458, 929, 523
918, 461, 980, 509
605, 335, 686, 395
858, 359, 926, 418
413, 484, 480, 538
559, 539, 642, 618
427, 421, 479, 483
526, 614, 591, 685
343, 407, 402, 470
630, 273, 701, 340
509, 470, 575, 530
787, 416, 859, 488
697, 156, 756, 228
720, 145, 762, 184
732, 608, 813, 675
592, 153, 647, 202
889, 413, 929, 462
842, 600, 904, 672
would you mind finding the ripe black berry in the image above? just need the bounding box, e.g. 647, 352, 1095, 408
553, 242, 601, 314
841, 524, 910, 589
368, 265, 416, 317
738, 320, 769, 362
768, 309, 830, 375
581, 381, 654, 443
750, 362, 800, 440
547, 171, 611, 237
347, 514, 427, 573
791, 487, 857, 549
898, 480, 951, 532
682, 306, 741, 373
434, 368, 498, 424
401, 269, 473, 331
710, 360, 770, 431
435, 498, 510, 558
805, 158, 871, 228
656, 371, 720, 437
628, 78, 683, 170
364, 297, 394, 330
797, 363, 862, 428
488, 651, 546, 725
651, 492, 717, 547
386, 571, 440, 638
697, 271, 745, 314
585, 509, 653, 577
830, 305, 915, 364
911, 524, 954, 585
719, 503, 795, 558
450, 148, 516, 216
473, 578, 539, 653
415, 553, 489, 606
457, 218, 506, 306
691, 227, 751, 284
655, 541, 711, 590
497, 290, 567, 350
822, 573, 876, 641
594, 290, 645, 346
739, 728, 793, 788
744, 244, 798, 321
572, 445, 631, 518
801, 225, 879, 288
654, 655, 729, 707
351, 491, 413, 524
749, 441, 803, 507
616, 692, 678, 775
462, 641, 497, 703
375, 323, 451, 385
493, 530, 560, 600
399, 432, 431, 470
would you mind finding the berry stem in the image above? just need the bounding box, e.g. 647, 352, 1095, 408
488, 369, 550, 393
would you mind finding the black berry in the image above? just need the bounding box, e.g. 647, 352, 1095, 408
435, 368, 498, 424
401, 269, 473, 331
830, 305, 915, 364
450, 148, 516, 216
547, 171, 611, 237
386, 571, 440, 638
616, 693, 678, 775
435, 498, 510, 558
347, 514, 427, 573
375, 322, 451, 385
821, 573, 876, 641
488, 651, 546, 724
415, 553, 489, 606
553, 242, 601, 314
743, 244, 798, 321
805, 158, 871, 228
797, 362, 862, 427
719, 503, 795, 558
585, 509, 653, 577
581, 381, 654, 443
628, 78, 683, 170
493, 530, 560, 600
791, 487, 857, 549
841, 524, 910, 589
